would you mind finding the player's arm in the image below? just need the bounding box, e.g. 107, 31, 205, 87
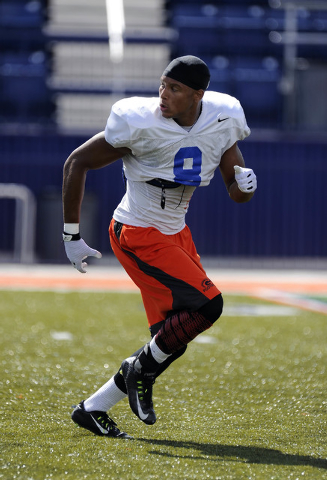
219, 142, 257, 203
63, 131, 130, 223
62, 131, 130, 272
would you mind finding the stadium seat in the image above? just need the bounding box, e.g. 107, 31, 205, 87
0, 0, 44, 27
0, 0, 46, 51
0, 51, 54, 123
232, 57, 282, 128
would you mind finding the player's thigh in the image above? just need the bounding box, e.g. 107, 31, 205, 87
111, 221, 219, 302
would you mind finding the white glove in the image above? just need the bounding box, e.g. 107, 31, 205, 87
234, 165, 257, 193
64, 238, 102, 273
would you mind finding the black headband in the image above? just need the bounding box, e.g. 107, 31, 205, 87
162, 55, 210, 91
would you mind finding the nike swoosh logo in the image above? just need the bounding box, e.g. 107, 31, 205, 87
91, 416, 108, 434
136, 396, 149, 421
218, 117, 229, 123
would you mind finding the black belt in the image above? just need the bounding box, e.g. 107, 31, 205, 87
146, 178, 182, 210
146, 178, 181, 189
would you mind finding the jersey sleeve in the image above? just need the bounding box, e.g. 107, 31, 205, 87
104, 103, 132, 150
221, 97, 250, 154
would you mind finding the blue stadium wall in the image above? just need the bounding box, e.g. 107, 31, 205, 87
0, 132, 326, 261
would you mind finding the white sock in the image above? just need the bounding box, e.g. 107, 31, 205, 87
83, 376, 126, 412
149, 337, 171, 363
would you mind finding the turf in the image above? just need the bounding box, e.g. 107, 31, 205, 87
0, 290, 326, 480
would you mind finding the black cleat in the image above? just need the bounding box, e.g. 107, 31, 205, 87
121, 359, 156, 425
71, 401, 131, 438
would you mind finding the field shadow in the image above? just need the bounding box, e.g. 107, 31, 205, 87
137, 438, 327, 470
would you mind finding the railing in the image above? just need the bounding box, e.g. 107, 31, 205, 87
0, 183, 36, 263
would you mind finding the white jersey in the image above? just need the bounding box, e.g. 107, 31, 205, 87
105, 91, 250, 234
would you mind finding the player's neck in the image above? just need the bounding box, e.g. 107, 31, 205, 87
174, 102, 202, 128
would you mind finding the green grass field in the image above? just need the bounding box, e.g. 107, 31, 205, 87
0, 290, 326, 480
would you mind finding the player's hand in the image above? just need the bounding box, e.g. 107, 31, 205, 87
64, 238, 102, 273
234, 165, 257, 193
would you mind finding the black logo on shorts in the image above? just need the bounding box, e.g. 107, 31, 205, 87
202, 278, 214, 292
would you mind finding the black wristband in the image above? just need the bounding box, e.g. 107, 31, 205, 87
62, 232, 81, 242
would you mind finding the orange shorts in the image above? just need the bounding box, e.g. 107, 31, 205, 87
109, 219, 221, 327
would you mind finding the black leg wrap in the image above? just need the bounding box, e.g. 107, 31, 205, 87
155, 310, 213, 354
154, 294, 223, 354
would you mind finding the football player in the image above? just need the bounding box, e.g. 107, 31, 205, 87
62, 55, 257, 438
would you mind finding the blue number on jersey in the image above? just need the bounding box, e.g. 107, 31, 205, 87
173, 146, 202, 186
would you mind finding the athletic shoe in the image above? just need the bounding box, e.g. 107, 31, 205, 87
71, 401, 131, 438
121, 359, 156, 425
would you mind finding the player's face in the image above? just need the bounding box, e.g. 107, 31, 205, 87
159, 76, 203, 126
